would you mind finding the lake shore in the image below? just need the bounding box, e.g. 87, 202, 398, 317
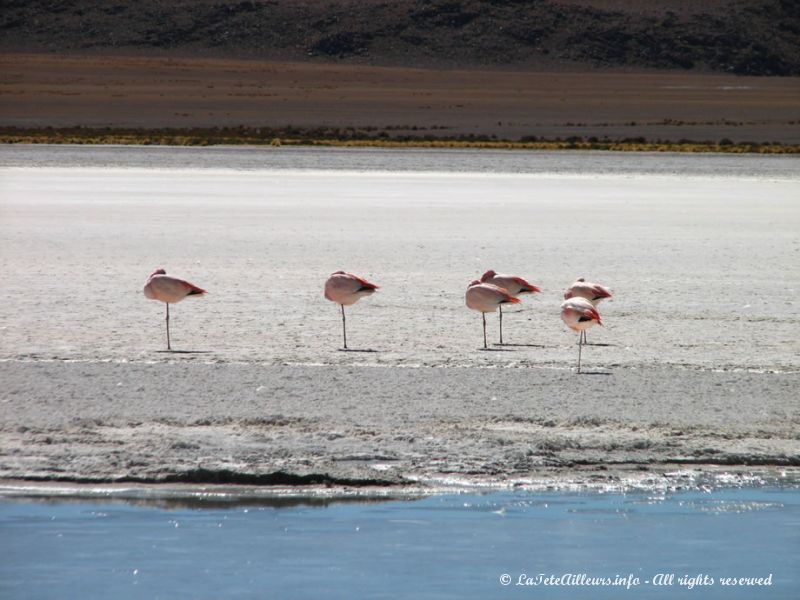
1, 361, 798, 492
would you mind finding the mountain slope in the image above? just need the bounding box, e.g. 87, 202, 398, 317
1, 0, 798, 75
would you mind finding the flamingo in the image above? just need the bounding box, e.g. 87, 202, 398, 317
480, 269, 541, 344
465, 280, 520, 349
143, 268, 207, 350
564, 277, 612, 344
560, 297, 602, 373
324, 271, 379, 349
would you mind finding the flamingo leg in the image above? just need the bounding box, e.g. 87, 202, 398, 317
341, 304, 347, 349
577, 333, 583, 374
499, 305, 504, 345
482, 312, 487, 349
165, 302, 171, 351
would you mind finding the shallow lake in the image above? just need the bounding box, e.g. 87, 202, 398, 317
1, 486, 797, 599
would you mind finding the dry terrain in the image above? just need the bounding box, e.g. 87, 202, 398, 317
2, 54, 799, 143
2, 1, 798, 75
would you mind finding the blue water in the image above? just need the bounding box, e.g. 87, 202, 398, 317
1, 488, 798, 599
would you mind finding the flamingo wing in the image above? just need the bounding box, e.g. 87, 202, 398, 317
574, 303, 602, 325
350, 274, 379, 291
497, 288, 521, 304
511, 276, 541, 293
590, 284, 612, 299
182, 280, 207, 296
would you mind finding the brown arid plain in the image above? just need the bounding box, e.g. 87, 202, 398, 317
1, 53, 799, 144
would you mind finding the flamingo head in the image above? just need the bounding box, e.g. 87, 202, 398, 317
575, 277, 585, 282
467, 280, 481, 288
563, 289, 573, 299
330, 270, 346, 276
150, 268, 167, 277
480, 269, 496, 282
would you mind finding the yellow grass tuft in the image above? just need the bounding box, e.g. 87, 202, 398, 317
0, 127, 796, 154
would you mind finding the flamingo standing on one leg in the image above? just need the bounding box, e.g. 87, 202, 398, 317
465, 280, 520, 349
480, 269, 541, 344
324, 271, 379, 349
563, 277, 612, 344
143, 268, 207, 350
560, 297, 602, 373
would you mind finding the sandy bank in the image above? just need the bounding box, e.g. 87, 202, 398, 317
1, 362, 798, 488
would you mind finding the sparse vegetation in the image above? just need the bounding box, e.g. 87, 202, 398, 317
0, 127, 796, 153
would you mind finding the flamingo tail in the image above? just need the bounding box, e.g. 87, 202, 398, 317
512, 277, 541, 293
183, 281, 207, 295
353, 276, 379, 290
593, 286, 612, 299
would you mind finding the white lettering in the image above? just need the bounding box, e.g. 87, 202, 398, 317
652, 573, 674, 586
720, 574, 773, 586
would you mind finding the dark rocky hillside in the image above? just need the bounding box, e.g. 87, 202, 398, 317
1, 0, 798, 75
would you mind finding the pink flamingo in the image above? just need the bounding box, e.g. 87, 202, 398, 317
143, 268, 207, 350
324, 271, 379, 349
564, 277, 612, 344
560, 297, 602, 373
480, 269, 541, 344
465, 281, 521, 349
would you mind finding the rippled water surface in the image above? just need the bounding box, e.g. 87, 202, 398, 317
1, 487, 797, 599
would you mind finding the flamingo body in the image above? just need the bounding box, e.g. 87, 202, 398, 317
144, 269, 207, 303
466, 281, 520, 348
480, 270, 541, 296
561, 297, 603, 373
563, 277, 612, 306
560, 297, 602, 332
480, 269, 541, 344
324, 271, 379, 349
465, 281, 520, 313
324, 271, 379, 306
143, 268, 206, 350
